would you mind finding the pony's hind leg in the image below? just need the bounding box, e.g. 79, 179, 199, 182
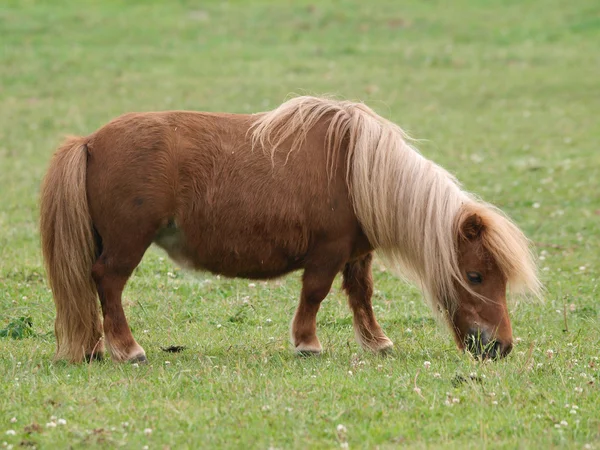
91, 234, 152, 363
343, 253, 393, 353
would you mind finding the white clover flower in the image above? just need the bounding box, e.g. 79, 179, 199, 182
46, 422, 56, 428
423, 361, 431, 369
336, 424, 347, 433
57, 419, 66, 426
9, 419, 16, 424
143, 428, 152, 435
5, 430, 16, 436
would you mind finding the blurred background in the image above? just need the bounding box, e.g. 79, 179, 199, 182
2, 1, 598, 267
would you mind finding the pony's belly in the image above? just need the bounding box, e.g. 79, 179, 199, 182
153, 220, 305, 279
153, 221, 196, 268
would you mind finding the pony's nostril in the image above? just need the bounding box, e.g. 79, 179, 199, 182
501, 341, 513, 357
488, 341, 502, 360
464, 330, 511, 360
464, 329, 488, 356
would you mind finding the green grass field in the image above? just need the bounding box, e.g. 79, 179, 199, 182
1, 1, 599, 448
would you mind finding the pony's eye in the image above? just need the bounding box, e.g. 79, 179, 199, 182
467, 272, 483, 284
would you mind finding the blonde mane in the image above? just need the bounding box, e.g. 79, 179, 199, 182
252, 96, 541, 312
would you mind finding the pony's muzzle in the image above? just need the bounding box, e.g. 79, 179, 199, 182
465, 329, 512, 360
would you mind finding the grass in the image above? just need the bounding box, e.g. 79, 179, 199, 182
1, 0, 599, 448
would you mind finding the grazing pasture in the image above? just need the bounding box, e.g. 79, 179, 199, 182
1, 0, 599, 448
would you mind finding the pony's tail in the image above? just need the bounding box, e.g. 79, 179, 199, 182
40, 136, 102, 362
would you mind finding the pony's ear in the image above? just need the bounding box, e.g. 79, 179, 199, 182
461, 212, 485, 240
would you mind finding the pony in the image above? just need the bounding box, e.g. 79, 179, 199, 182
40, 96, 541, 363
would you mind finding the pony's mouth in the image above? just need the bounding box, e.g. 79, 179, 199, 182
464, 329, 512, 360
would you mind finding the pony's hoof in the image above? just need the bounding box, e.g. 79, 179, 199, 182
361, 338, 394, 354
296, 349, 322, 357
375, 342, 394, 356
85, 352, 104, 362
295, 342, 322, 356
375, 340, 394, 353
128, 353, 148, 364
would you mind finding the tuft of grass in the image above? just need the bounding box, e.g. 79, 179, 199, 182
1, 0, 599, 448
0, 317, 35, 339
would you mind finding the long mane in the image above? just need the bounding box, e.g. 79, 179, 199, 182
252, 96, 541, 312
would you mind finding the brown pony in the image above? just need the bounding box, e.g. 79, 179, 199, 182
40, 96, 541, 363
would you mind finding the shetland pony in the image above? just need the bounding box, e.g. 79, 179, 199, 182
40, 96, 540, 363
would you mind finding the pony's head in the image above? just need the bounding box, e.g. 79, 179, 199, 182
447, 204, 541, 359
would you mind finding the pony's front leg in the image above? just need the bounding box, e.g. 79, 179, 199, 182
343, 253, 393, 353
291, 266, 340, 355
